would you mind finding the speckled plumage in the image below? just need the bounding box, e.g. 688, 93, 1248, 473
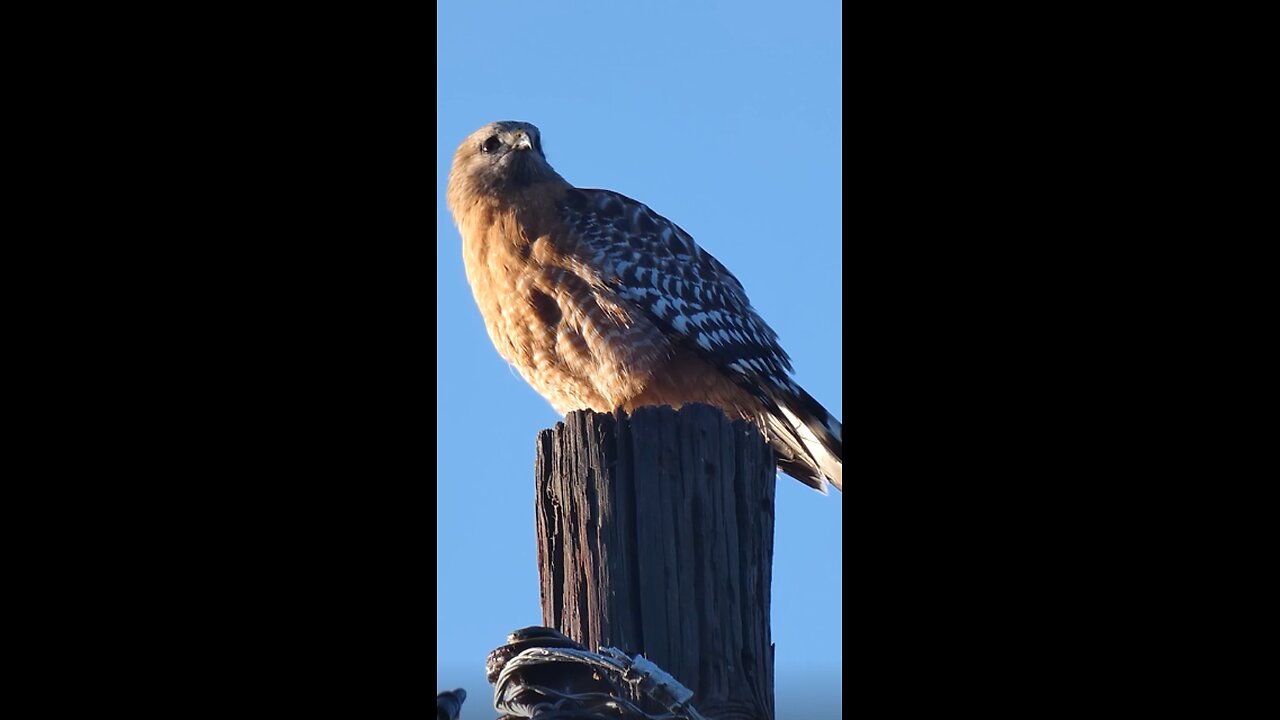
447, 121, 842, 492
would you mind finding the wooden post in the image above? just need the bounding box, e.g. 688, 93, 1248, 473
534, 404, 777, 720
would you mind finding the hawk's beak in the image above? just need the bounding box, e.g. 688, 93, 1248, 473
512, 131, 533, 151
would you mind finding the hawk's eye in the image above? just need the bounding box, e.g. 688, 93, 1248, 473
481, 135, 502, 154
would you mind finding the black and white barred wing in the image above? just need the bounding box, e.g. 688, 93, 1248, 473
556, 187, 843, 491
557, 188, 793, 386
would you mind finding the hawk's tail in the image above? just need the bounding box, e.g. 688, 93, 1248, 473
762, 386, 843, 494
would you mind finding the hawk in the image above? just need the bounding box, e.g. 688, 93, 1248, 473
446, 121, 842, 493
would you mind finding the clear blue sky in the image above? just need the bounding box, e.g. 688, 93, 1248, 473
436, 2, 842, 717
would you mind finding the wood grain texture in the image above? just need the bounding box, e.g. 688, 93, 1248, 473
535, 404, 776, 720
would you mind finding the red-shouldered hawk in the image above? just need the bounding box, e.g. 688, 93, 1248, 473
447, 121, 842, 493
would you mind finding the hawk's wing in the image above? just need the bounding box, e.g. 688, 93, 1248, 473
555, 188, 795, 394
555, 187, 842, 491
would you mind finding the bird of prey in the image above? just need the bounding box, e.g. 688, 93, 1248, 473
446, 121, 842, 493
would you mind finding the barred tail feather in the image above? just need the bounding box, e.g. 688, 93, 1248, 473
761, 386, 843, 493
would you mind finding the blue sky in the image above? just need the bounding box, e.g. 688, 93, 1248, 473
436, 2, 842, 717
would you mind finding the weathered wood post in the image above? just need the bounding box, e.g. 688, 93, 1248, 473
534, 404, 777, 720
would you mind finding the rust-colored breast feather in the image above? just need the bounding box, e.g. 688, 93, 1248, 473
459, 182, 729, 417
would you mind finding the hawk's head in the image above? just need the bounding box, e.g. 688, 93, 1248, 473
448, 121, 563, 207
